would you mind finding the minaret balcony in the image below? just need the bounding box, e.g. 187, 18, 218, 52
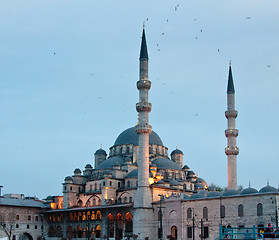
225, 110, 238, 118
225, 146, 239, 155
137, 80, 151, 90
225, 129, 239, 137
135, 124, 152, 134
136, 102, 152, 112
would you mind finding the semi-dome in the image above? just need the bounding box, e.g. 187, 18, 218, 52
190, 191, 207, 200
113, 127, 164, 147
94, 148, 107, 155
171, 149, 183, 155
259, 185, 278, 193
125, 169, 138, 178
152, 158, 181, 170
241, 187, 258, 195
96, 156, 125, 170
169, 179, 182, 186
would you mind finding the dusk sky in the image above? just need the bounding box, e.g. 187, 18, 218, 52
0, 0, 278, 199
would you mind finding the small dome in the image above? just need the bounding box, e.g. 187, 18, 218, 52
222, 189, 239, 197
46, 195, 54, 200
85, 164, 92, 169
259, 185, 278, 193
171, 149, 183, 155
64, 176, 73, 181
183, 165, 190, 170
190, 192, 206, 200
195, 183, 205, 190
104, 170, 112, 175
207, 191, 221, 198
187, 170, 195, 178
124, 157, 132, 163
125, 169, 138, 179
150, 163, 157, 168
183, 194, 190, 200
207, 186, 216, 191
156, 180, 165, 184
94, 149, 107, 155
152, 158, 181, 170
113, 127, 164, 147
74, 168, 81, 174
241, 187, 258, 195
96, 156, 125, 170
169, 180, 182, 186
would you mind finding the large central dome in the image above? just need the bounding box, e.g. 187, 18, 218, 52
113, 126, 164, 147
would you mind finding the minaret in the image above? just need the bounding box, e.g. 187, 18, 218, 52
225, 62, 239, 190
133, 27, 154, 239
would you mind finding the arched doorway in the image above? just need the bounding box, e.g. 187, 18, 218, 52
67, 226, 74, 239
116, 213, 124, 240
19, 233, 33, 240
48, 226, 55, 237
95, 225, 101, 238
108, 213, 114, 238
125, 212, 133, 237
171, 226, 177, 240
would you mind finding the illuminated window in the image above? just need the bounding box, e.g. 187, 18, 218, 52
91, 211, 96, 220
95, 225, 101, 238
96, 211, 101, 220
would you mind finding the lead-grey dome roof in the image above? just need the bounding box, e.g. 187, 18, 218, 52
96, 156, 125, 170
222, 189, 239, 197
94, 149, 107, 155
113, 127, 164, 147
241, 187, 258, 195
171, 149, 183, 155
259, 185, 278, 193
152, 158, 181, 170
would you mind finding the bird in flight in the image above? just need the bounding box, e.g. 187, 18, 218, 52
245, 17, 251, 19
218, 49, 220, 52
266, 65, 271, 68
162, 32, 165, 35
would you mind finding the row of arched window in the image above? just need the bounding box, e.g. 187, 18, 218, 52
186, 203, 264, 220
68, 211, 102, 222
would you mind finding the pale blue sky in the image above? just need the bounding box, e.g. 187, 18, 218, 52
0, 0, 278, 199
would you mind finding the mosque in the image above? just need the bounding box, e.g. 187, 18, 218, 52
44, 29, 279, 240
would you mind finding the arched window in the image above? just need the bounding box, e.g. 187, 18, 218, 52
67, 226, 73, 239
127, 181, 131, 188
187, 208, 192, 219
77, 200, 83, 207
91, 211, 96, 220
238, 204, 244, 217
257, 203, 263, 216
124, 197, 127, 203
220, 205, 225, 218
95, 225, 101, 238
203, 206, 208, 219
77, 225, 82, 238
94, 183, 97, 191
93, 198, 96, 206
129, 197, 132, 203
96, 211, 102, 220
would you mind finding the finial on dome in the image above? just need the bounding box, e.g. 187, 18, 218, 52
249, 181, 251, 188
229, 60, 231, 66
143, 22, 145, 29
176, 145, 178, 149
100, 144, 102, 149
267, 179, 270, 186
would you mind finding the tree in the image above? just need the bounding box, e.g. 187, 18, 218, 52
0, 212, 16, 240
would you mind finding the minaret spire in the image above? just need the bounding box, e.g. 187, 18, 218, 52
225, 62, 239, 190
133, 28, 154, 239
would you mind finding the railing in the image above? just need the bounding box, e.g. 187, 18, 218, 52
219, 225, 279, 239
